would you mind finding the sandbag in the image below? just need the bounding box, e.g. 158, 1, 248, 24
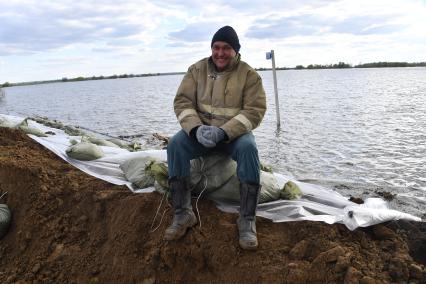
206, 174, 240, 202
66, 142, 104, 161
281, 181, 303, 200
82, 136, 119, 148
30, 116, 64, 129
120, 156, 158, 188
107, 138, 142, 152
0, 204, 11, 240
17, 119, 48, 137
190, 152, 236, 194
18, 125, 49, 137
63, 125, 86, 136
189, 153, 282, 204
259, 171, 281, 203
205, 171, 281, 204
150, 162, 169, 189
0, 117, 18, 128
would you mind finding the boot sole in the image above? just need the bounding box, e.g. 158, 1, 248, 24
239, 240, 258, 250
163, 217, 197, 241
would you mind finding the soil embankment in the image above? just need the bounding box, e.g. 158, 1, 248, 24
0, 127, 425, 283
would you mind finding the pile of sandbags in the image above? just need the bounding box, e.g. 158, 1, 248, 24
0, 117, 48, 137
119, 152, 303, 203
65, 135, 144, 161
21, 116, 143, 161
189, 152, 302, 203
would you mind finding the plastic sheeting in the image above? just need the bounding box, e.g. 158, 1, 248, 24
0, 114, 422, 229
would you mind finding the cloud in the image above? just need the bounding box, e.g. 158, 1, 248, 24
0, 1, 157, 55
245, 15, 325, 39
1, 0, 426, 82
168, 22, 221, 42
331, 15, 404, 35
154, 0, 335, 13
245, 12, 405, 40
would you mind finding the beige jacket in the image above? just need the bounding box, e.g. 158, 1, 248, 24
174, 54, 267, 141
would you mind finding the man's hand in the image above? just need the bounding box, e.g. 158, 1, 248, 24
196, 125, 216, 148
209, 126, 225, 144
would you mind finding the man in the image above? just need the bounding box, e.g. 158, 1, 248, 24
165, 26, 267, 250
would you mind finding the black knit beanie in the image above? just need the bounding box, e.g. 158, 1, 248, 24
211, 26, 240, 53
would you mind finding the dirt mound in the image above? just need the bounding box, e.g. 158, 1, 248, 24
0, 127, 425, 283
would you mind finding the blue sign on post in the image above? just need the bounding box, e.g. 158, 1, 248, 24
266, 52, 272, 60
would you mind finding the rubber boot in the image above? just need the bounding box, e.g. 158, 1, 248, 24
237, 182, 260, 250
164, 178, 197, 241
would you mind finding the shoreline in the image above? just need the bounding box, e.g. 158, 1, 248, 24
3, 64, 426, 88
0, 127, 425, 283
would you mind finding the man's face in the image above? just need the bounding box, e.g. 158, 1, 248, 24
211, 41, 236, 72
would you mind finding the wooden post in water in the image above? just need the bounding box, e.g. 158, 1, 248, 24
266, 50, 281, 128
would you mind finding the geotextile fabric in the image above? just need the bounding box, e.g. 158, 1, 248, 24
0, 114, 421, 229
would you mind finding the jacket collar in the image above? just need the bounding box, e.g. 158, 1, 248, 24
208, 53, 240, 74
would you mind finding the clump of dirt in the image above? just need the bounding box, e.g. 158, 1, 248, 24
349, 196, 364, 204
0, 127, 425, 283
375, 190, 397, 201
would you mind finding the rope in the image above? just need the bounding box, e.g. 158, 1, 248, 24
195, 175, 208, 229
150, 189, 169, 233
0, 191, 7, 200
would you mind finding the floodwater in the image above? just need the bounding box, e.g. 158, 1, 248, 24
1, 67, 425, 217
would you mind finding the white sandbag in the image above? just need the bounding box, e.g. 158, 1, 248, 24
16, 118, 48, 137
63, 125, 86, 136
66, 142, 104, 161
205, 171, 282, 204
189, 152, 282, 203
0, 117, 18, 128
206, 174, 240, 202
190, 152, 237, 194
82, 136, 119, 148
119, 156, 158, 188
259, 171, 281, 203
18, 125, 48, 137
30, 116, 64, 129
281, 181, 303, 200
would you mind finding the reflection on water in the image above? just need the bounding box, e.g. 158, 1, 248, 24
1, 67, 425, 217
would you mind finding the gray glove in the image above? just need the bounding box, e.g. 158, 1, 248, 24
209, 126, 225, 144
196, 125, 216, 148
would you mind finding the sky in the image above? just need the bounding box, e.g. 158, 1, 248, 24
1, 0, 426, 83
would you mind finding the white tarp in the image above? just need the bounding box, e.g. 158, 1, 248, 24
1, 114, 422, 229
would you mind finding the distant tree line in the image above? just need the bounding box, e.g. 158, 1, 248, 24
256, 61, 426, 71
60, 73, 167, 82
2, 72, 184, 88
354, 62, 426, 68
295, 62, 352, 69
2, 62, 426, 87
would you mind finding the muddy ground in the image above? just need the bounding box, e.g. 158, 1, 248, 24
0, 127, 425, 283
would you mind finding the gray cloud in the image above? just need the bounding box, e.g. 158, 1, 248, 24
245, 15, 325, 39
168, 22, 220, 42
153, 0, 335, 13
331, 15, 403, 35
245, 13, 403, 39
0, 2, 145, 55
